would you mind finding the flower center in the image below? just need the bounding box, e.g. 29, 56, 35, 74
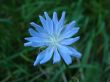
50, 36, 59, 46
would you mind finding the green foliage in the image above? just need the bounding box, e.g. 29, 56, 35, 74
0, 0, 110, 82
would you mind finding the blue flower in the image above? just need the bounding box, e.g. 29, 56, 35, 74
24, 11, 81, 66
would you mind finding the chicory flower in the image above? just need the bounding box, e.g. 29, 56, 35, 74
24, 11, 81, 66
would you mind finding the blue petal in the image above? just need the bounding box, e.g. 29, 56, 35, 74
30, 22, 44, 32
39, 15, 49, 33
52, 12, 58, 25
52, 12, 58, 33
36, 33, 48, 38
53, 48, 61, 64
24, 42, 47, 47
57, 11, 66, 34
33, 49, 46, 66
58, 45, 73, 54
44, 12, 51, 21
27, 30, 49, 38
58, 45, 72, 65
61, 27, 79, 39
28, 28, 38, 36
64, 20, 76, 32
40, 46, 54, 64
44, 12, 53, 34
59, 11, 66, 26
60, 37, 80, 45
39, 15, 46, 27
24, 37, 49, 43
67, 46, 82, 58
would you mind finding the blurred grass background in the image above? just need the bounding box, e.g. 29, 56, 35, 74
0, 0, 110, 82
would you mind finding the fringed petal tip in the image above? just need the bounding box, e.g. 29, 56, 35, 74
77, 52, 82, 59
24, 42, 29, 46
